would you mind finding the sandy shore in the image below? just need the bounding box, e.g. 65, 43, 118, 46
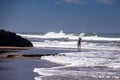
1, 47, 120, 80
0, 58, 62, 80
0, 46, 32, 52
0, 47, 68, 80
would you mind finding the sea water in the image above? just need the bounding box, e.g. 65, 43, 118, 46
18, 31, 120, 80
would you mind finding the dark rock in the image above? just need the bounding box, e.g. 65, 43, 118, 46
0, 29, 33, 47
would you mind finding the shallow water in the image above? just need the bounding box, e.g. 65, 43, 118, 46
34, 49, 120, 80
17, 31, 120, 80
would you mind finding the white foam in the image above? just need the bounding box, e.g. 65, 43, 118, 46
83, 36, 120, 42
18, 31, 120, 50
32, 40, 76, 48
17, 31, 120, 41
41, 51, 105, 67
32, 41, 120, 51
17, 33, 42, 38
17, 31, 120, 80
34, 66, 120, 80
17, 31, 78, 39
34, 47, 120, 80
34, 68, 114, 77
39, 50, 120, 69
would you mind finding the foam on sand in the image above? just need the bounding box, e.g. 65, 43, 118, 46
34, 50, 120, 80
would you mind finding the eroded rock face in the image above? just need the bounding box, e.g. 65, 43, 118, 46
0, 29, 33, 47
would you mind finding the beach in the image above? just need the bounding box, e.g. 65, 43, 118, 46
0, 58, 63, 80
0, 32, 120, 80
1, 0, 120, 79
0, 58, 39, 80
0, 47, 71, 80
0, 47, 120, 80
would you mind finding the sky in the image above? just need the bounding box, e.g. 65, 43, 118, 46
0, 0, 120, 33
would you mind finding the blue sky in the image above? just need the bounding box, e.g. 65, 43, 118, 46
0, 0, 120, 33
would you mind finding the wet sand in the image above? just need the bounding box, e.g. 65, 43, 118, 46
0, 58, 62, 80
0, 47, 120, 80
0, 47, 67, 80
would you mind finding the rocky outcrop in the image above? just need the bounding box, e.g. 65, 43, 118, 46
0, 29, 33, 47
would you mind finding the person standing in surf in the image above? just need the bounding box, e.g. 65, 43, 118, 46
77, 37, 82, 52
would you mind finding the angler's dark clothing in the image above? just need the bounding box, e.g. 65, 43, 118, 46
77, 38, 81, 45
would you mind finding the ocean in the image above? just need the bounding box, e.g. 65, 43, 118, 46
17, 31, 120, 80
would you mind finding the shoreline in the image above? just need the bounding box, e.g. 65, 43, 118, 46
0, 47, 64, 80
0, 46, 75, 59
0, 58, 63, 80
0, 46, 32, 52
0, 52, 58, 59
0, 47, 120, 80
